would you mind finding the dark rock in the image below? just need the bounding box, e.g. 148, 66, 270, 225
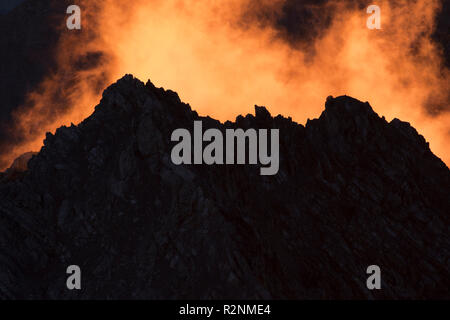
0, 75, 449, 299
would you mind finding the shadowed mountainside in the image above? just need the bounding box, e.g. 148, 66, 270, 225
0, 75, 449, 299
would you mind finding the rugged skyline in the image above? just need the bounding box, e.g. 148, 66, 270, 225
0, 0, 449, 170
0, 1, 449, 301
0, 75, 449, 299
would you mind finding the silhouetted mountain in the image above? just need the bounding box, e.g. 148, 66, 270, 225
0, 75, 449, 299
1, 0, 449, 149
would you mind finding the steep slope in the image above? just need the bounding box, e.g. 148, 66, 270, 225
0, 75, 449, 299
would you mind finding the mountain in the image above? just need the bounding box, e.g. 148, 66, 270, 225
1, 0, 449, 162
0, 75, 449, 299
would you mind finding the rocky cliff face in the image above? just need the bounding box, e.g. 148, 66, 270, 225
0, 75, 449, 299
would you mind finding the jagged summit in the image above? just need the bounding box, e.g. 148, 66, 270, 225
0, 74, 449, 299
33, 74, 444, 171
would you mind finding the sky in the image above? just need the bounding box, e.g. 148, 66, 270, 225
0, 0, 25, 14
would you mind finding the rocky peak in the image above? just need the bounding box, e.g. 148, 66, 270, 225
0, 75, 449, 299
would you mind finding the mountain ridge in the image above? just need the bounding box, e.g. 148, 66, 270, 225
0, 74, 449, 299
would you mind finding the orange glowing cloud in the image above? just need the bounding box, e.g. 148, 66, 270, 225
1, 0, 448, 170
